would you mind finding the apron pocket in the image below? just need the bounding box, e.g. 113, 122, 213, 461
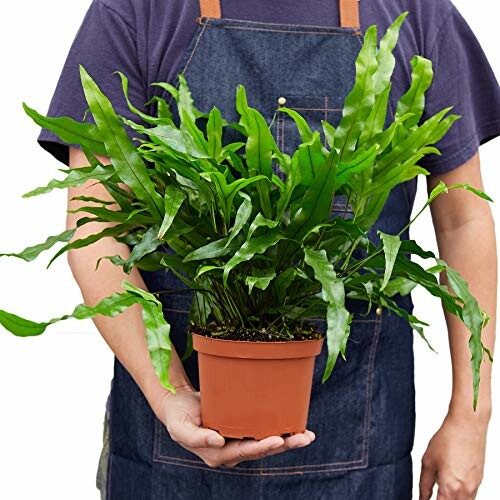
153, 312, 383, 476
259, 312, 383, 475
273, 94, 353, 217
274, 94, 343, 157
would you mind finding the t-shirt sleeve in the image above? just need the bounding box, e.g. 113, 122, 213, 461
419, 3, 500, 175
37, 0, 146, 165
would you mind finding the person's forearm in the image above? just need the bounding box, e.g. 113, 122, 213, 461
67, 147, 193, 418
435, 212, 496, 421
68, 237, 193, 413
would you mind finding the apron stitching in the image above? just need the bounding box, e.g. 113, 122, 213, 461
151, 459, 370, 476
154, 454, 409, 478
198, 22, 361, 36
355, 30, 364, 47
277, 108, 281, 153
360, 316, 383, 465
288, 107, 342, 112
181, 23, 208, 78
256, 457, 366, 470
166, 23, 208, 106
281, 106, 285, 157
324, 97, 328, 148
156, 459, 262, 476
155, 448, 365, 470
259, 464, 368, 476
308, 317, 379, 323
280, 111, 285, 180
200, 16, 362, 32
274, 105, 280, 176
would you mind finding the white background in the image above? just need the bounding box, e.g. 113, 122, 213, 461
0, 1, 498, 498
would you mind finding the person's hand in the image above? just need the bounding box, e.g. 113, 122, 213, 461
419, 409, 490, 499
156, 387, 316, 467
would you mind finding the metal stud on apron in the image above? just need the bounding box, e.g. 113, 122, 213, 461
104, 1, 418, 498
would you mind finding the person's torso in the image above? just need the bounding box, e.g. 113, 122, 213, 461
108, 3, 423, 496
103, 0, 452, 108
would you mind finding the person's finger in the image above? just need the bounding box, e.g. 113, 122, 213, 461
419, 458, 436, 500
219, 431, 317, 467
218, 436, 285, 467
195, 431, 316, 467
304, 429, 316, 442
167, 419, 225, 449
284, 430, 315, 447
263, 430, 316, 458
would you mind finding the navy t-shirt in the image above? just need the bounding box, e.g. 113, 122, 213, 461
38, 0, 500, 175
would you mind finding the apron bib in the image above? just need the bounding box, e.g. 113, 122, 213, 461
105, 1, 417, 498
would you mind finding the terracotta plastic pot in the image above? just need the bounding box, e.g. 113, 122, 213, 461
192, 333, 324, 440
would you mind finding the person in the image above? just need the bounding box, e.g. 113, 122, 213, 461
37, 0, 499, 498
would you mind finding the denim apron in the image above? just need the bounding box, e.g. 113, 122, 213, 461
102, 1, 418, 498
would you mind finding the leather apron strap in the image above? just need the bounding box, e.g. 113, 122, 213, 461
199, 0, 221, 19
199, 0, 360, 28
339, 0, 360, 28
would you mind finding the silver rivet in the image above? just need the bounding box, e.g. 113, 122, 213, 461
277, 96, 287, 106
376, 306, 383, 316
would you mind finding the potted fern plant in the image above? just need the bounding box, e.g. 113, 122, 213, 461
0, 13, 492, 439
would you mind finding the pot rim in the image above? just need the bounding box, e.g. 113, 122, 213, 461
192, 332, 324, 359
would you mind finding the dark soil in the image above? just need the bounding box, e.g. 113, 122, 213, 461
190, 320, 324, 342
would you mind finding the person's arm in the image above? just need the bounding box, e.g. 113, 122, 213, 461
67, 147, 315, 466
419, 151, 496, 499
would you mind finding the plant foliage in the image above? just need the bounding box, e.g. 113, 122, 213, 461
0, 13, 493, 409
